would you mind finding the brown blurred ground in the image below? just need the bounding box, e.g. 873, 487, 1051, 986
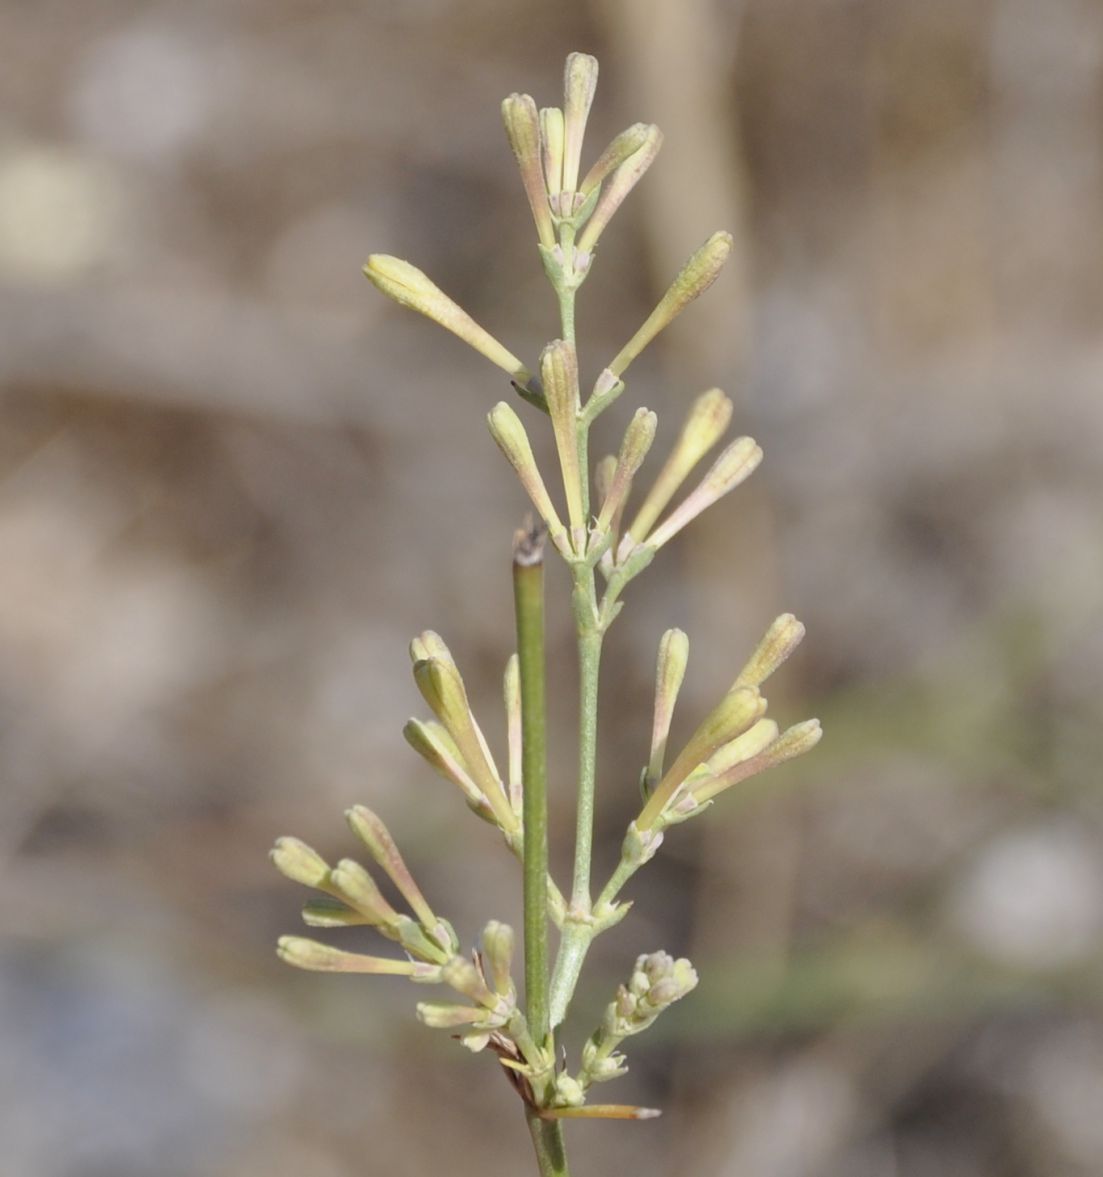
1, 2, 1101, 1175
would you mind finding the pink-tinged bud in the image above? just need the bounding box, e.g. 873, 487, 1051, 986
364, 255, 531, 384
540, 340, 586, 539
595, 408, 657, 534
637, 686, 766, 830
645, 628, 690, 790
346, 805, 437, 931
562, 53, 599, 194
645, 436, 762, 551
501, 93, 556, 246
692, 718, 822, 805
576, 125, 663, 254
327, 858, 399, 927
580, 123, 651, 195
628, 388, 733, 542
540, 107, 565, 206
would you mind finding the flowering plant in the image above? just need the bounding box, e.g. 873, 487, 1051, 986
271, 53, 820, 1177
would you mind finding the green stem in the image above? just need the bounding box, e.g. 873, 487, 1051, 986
514, 531, 550, 1046
527, 1110, 571, 1177
570, 590, 602, 909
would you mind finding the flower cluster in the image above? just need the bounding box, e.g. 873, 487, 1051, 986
274, 52, 822, 1149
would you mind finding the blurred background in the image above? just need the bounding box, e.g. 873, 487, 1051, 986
2, 1, 1101, 1175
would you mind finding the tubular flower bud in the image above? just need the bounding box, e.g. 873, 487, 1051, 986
363, 255, 531, 384
540, 107, 565, 208
646, 628, 690, 790
645, 436, 762, 551
692, 719, 823, 806
606, 231, 733, 377
327, 858, 399, 928
346, 805, 438, 931
416, 1003, 491, 1029
576, 125, 663, 254
501, 93, 556, 246
270, 836, 331, 889
562, 52, 599, 195
595, 408, 657, 534
733, 613, 806, 689
637, 686, 766, 830
412, 656, 517, 834
481, 920, 516, 997
402, 718, 494, 822
487, 401, 568, 545
277, 936, 429, 976
580, 123, 651, 195
540, 340, 586, 539
628, 388, 733, 542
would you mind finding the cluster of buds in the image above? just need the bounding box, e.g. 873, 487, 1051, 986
612, 614, 822, 873
552, 952, 697, 1104
271, 807, 523, 1053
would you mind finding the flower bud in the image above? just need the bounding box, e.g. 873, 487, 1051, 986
645, 628, 689, 790
346, 805, 437, 931
580, 123, 651, 195
595, 408, 657, 534
693, 718, 822, 805
403, 718, 494, 821
645, 436, 762, 551
277, 936, 425, 976
327, 858, 399, 927
540, 107, 565, 206
562, 52, 599, 194
733, 613, 806, 689
411, 656, 516, 833
487, 402, 567, 543
704, 717, 779, 776
409, 629, 455, 668
416, 1002, 488, 1029
576, 125, 663, 254
606, 231, 733, 377
442, 955, 498, 1010
363, 255, 531, 383
628, 389, 733, 542
638, 686, 765, 830
270, 836, 330, 889
502, 93, 555, 247
540, 341, 586, 539
481, 920, 515, 996
300, 899, 370, 928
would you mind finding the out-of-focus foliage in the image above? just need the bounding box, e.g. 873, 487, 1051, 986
1, 2, 1100, 1175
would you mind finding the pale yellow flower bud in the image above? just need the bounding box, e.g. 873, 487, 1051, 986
486, 401, 567, 544
733, 613, 806, 689
346, 805, 438, 931
562, 52, 599, 194
540, 340, 586, 540
576, 125, 663, 254
606, 231, 733, 377
595, 408, 657, 534
501, 93, 556, 246
628, 388, 733, 542
580, 123, 651, 195
645, 436, 762, 551
364, 255, 531, 384
540, 107, 565, 206
269, 836, 330, 889
277, 936, 425, 976
646, 628, 690, 790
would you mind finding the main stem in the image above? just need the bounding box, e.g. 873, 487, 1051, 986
527, 1111, 570, 1177
514, 534, 550, 1047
